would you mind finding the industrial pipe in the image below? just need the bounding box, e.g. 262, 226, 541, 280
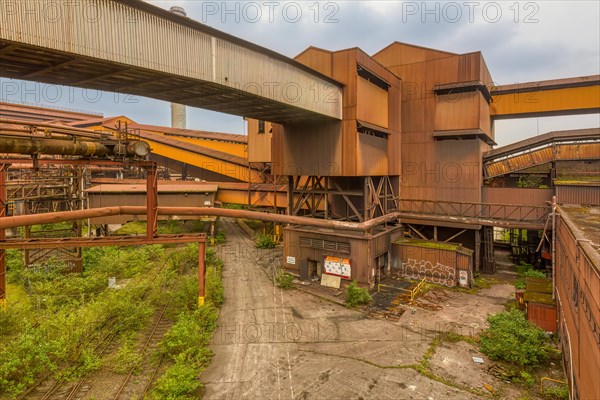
0, 136, 151, 158
0, 206, 401, 232
0, 137, 110, 157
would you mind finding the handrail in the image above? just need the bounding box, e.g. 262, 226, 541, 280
540, 377, 567, 396
399, 199, 549, 223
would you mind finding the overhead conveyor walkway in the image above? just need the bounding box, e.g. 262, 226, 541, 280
483, 128, 600, 178
0, 0, 342, 123
490, 75, 600, 119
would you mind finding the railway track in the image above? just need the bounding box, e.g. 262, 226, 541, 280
112, 304, 172, 400
16, 251, 173, 400
17, 330, 118, 400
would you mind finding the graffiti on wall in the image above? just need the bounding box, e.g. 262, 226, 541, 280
400, 258, 456, 287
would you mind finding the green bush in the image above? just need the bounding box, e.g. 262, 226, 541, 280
515, 262, 547, 289
206, 264, 224, 306
275, 271, 295, 289
151, 358, 202, 400
345, 280, 372, 308
480, 309, 550, 367
213, 231, 226, 245
255, 233, 277, 249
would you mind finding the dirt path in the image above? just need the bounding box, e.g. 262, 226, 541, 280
200, 219, 487, 400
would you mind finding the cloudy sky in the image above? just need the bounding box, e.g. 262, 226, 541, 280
2, 0, 599, 146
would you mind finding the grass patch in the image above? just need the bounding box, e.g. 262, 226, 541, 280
392, 238, 461, 251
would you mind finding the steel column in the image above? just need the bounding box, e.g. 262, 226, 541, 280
0, 164, 7, 310
198, 241, 206, 307
146, 165, 158, 240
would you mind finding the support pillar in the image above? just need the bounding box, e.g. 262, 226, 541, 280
287, 176, 294, 216
146, 164, 158, 240
0, 164, 7, 311
474, 229, 481, 273
198, 241, 206, 307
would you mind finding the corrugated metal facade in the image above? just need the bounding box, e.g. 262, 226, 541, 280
556, 185, 600, 206
555, 208, 600, 399
482, 187, 554, 207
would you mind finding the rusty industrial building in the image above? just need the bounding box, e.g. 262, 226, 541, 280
0, 0, 599, 398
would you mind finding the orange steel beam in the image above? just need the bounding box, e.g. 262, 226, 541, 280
490, 76, 600, 119
144, 138, 261, 183
155, 135, 248, 159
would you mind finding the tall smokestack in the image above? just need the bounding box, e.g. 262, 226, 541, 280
169, 6, 187, 129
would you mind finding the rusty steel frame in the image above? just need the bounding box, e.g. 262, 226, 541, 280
292, 176, 328, 218
0, 157, 159, 308
0, 234, 206, 250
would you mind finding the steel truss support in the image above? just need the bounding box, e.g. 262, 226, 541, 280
247, 162, 286, 211
364, 176, 400, 220
287, 175, 400, 223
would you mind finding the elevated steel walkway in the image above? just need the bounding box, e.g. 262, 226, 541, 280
0, 0, 342, 123
490, 75, 600, 119
483, 128, 600, 178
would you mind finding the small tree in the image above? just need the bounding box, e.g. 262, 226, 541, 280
345, 281, 372, 308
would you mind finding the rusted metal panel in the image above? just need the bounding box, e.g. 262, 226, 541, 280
527, 303, 557, 332
482, 187, 554, 207
556, 186, 600, 206
390, 239, 474, 287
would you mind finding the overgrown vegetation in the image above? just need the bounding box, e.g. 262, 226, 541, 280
275, 270, 295, 289
151, 246, 224, 400
345, 280, 372, 308
255, 233, 277, 249
115, 220, 208, 235
543, 383, 569, 400
0, 250, 160, 396
515, 261, 547, 289
0, 220, 225, 399
517, 174, 544, 188
480, 309, 550, 367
